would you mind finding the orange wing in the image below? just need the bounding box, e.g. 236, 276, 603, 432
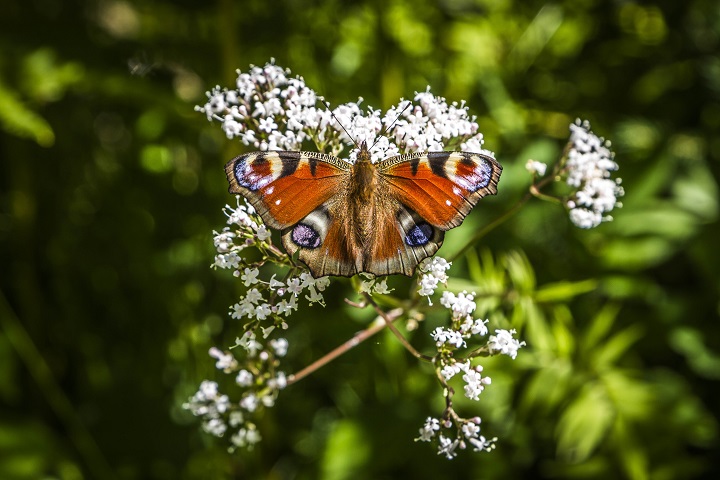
377, 151, 502, 230
225, 151, 350, 229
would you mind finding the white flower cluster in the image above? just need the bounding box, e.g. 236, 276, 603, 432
525, 159, 547, 176
197, 60, 490, 164
183, 333, 290, 451
191, 191, 334, 452
197, 60, 334, 152
419, 284, 524, 459
488, 328, 526, 360
212, 198, 270, 274
230, 270, 329, 323
564, 120, 624, 228
183, 381, 232, 437
416, 416, 497, 459
417, 257, 452, 301
358, 274, 393, 295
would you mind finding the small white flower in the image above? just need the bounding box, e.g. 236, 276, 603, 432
231, 424, 262, 448
254, 303, 272, 320
240, 393, 259, 412
244, 288, 263, 304
236, 369, 253, 387
416, 417, 441, 442
258, 118, 277, 133
268, 275, 284, 289
228, 410, 244, 427
236, 331, 262, 357
209, 347, 237, 372
462, 367, 491, 401
469, 318, 489, 336
525, 159, 547, 176
305, 286, 325, 304
568, 207, 602, 229
431, 327, 466, 348
213, 252, 241, 270
372, 278, 392, 294
267, 371, 287, 390
314, 277, 331, 291
286, 277, 303, 296
241, 267, 260, 286
202, 418, 227, 437
198, 380, 218, 400
469, 435, 497, 452
418, 274, 439, 298
275, 296, 298, 316
461, 421, 480, 439
213, 228, 236, 253
269, 338, 289, 357
256, 224, 271, 241
359, 277, 375, 293
488, 329, 526, 359
440, 361, 463, 380
437, 435, 460, 459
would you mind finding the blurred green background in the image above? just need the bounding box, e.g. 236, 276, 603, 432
1, 0, 719, 478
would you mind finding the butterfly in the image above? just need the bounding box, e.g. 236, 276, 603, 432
225, 141, 502, 278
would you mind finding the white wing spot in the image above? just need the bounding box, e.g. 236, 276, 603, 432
452, 186, 462, 196
266, 186, 275, 195
275, 199, 281, 205
445, 199, 452, 206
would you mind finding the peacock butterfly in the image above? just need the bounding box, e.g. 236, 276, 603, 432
225, 141, 502, 278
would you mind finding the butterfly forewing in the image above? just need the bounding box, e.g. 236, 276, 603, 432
225, 151, 350, 229
377, 151, 502, 230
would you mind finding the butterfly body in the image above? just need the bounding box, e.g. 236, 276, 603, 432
226, 142, 501, 278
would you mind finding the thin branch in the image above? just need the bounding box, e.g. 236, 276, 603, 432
450, 172, 561, 262
362, 292, 433, 362
286, 307, 404, 385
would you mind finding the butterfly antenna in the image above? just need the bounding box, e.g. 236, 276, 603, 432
370, 100, 412, 150
320, 98, 359, 150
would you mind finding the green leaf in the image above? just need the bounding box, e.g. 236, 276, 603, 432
0, 81, 54, 147
321, 420, 370, 480
593, 324, 644, 369
556, 382, 614, 463
582, 303, 621, 352
535, 279, 598, 302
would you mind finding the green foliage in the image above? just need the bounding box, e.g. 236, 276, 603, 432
1, 0, 719, 479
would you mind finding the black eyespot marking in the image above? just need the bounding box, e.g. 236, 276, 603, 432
405, 222, 434, 247
292, 223, 321, 249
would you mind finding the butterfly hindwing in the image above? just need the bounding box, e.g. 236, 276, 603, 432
281, 201, 444, 278
377, 151, 502, 230
225, 151, 350, 229
281, 202, 361, 277
365, 204, 444, 276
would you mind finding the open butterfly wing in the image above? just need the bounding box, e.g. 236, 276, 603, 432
280, 202, 361, 278
377, 151, 502, 230
225, 151, 350, 229
364, 204, 445, 276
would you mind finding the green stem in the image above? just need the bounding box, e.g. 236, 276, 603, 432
449, 173, 561, 262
